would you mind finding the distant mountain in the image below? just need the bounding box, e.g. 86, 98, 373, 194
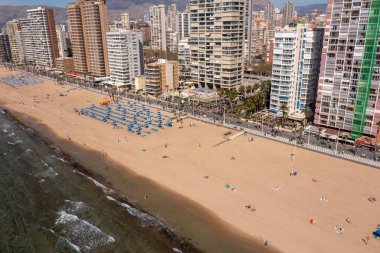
0, 0, 270, 25
295, 3, 327, 16
0, 5, 67, 25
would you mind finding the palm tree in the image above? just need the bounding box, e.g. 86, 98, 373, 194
279, 104, 289, 127
301, 107, 314, 125
373, 120, 380, 160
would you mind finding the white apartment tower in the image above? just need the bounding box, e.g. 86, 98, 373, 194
270, 25, 323, 115
56, 25, 68, 58
107, 30, 144, 87
149, 5, 166, 51
178, 10, 190, 40
121, 12, 130, 29
178, 38, 191, 80
20, 7, 59, 67
190, 0, 247, 90
167, 4, 179, 33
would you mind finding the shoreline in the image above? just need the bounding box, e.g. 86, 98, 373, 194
1, 67, 379, 253
3, 108, 275, 253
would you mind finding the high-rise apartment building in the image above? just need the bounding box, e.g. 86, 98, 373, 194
274, 8, 282, 27
67, 0, 109, 77
265, 3, 276, 38
167, 4, 179, 33
20, 7, 59, 67
166, 29, 179, 52
190, 0, 247, 90
314, 0, 380, 138
56, 25, 68, 58
149, 5, 166, 51
121, 12, 130, 29
270, 25, 323, 115
6, 19, 24, 64
107, 30, 144, 87
178, 10, 191, 40
178, 38, 191, 80
252, 19, 269, 61
282, 1, 295, 27
0, 33, 12, 63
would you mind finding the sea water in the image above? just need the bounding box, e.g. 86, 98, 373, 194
0, 109, 196, 253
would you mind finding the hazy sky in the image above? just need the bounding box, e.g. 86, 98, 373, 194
0, 0, 321, 8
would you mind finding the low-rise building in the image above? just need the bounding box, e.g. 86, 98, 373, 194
55, 57, 74, 74
145, 59, 179, 94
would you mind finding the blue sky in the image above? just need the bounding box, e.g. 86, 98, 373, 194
1, 0, 321, 8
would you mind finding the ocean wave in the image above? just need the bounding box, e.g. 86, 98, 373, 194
2, 129, 7, 133
35, 166, 58, 179
14, 139, 23, 144
51, 155, 68, 163
41, 159, 49, 167
73, 170, 115, 194
63, 200, 87, 213
45, 227, 81, 253
54, 210, 115, 251
7, 132, 15, 137
106, 196, 173, 233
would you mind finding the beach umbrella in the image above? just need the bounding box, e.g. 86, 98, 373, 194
309, 219, 316, 224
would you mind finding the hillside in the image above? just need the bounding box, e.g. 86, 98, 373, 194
295, 3, 327, 16
0, 0, 270, 25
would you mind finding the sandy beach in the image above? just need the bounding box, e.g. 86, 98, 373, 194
1, 67, 380, 253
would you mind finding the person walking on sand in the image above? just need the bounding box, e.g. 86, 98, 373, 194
264, 240, 269, 247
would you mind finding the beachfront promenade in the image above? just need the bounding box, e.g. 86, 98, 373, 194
143, 101, 380, 168
3, 65, 380, 168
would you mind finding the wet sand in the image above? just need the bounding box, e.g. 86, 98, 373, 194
1, 67, 380, 253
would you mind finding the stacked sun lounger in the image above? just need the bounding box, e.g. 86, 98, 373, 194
79, 101, 173, 136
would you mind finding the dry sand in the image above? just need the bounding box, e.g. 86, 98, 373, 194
1, 67, 380, 253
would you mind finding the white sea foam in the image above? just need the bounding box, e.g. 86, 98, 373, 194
106, 196, 171, 230
63, 200, 87, 213
63, 238, 81, 253
52, 155, 68, 163
173, 248, 183, 253
7, 132, 15, 137
7, 142, 14, 145
35, 166, 58, 179
41, 159, 49, 167
47, 227, 81, 253
14, 140, 23, 144
73, 171, 115, 194
54, 210, 115, 251
3, 129, 7, 133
